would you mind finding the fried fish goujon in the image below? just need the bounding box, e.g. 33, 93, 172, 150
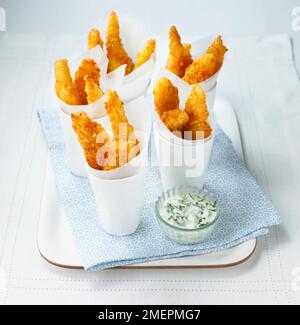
55, 59, 79, 105
153, 78, 180, 115
74, 59, 100, 105
71, 112, 109, 170
185, 84, 209, 122
161, 109, 189, 132
84, 75, 104, 104
185, 120, 212, 140
104, 90, 137, 144
134, 39, 156, 70
72, 91, 140, 170
183, 36, 228, 84
167, 26, 193, 78
184, 84, 212, 139
88, 28, 104, 50
106, 11, 134, 75
153, 78, 189, 132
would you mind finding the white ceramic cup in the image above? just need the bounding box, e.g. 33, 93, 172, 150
87, 165, 147, 236
153, 122, 214, 191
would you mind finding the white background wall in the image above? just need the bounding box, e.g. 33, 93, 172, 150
0, 0, 299, 70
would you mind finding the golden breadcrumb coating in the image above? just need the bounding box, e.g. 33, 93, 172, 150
55, 59, 79, 105
167, 26, 193, 78
183, 43, 193, 69
72, 108, 140, 170
185, 85, 209, 122
104, 90, 138, 145
74, 59, 100, 105
183, 35, 228, 84
153, 78, 212, 139
105, 11, 134, 75
185, 120, 212, 140
161, 109, 189, 132
99, 139, 140, 171
134, 39, 156, 70
84, 75, 104, 104
88, 28, 104, 50
153, 78, 180, 116
71, 112, 110, 170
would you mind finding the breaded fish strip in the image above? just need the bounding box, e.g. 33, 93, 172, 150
161, 109, 189, 132
71, 112, 110, 170
167, 26, 193, 78
183, 35, 228, 84
106, 11, 134, 75
104, 90, 138, 144
84, 75, 104, 104
134, 39, 156, 70
185, 120, 212, 140
185, 85, 209, 122
88, 28, 104, 50
183, 43, 193, 69
99, 139, 140, 170
55, 59, 79, 105
74, 59, 100, 105
153, 78, 180, 116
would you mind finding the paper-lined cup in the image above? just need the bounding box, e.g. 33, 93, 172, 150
153, 121, 214, 191
87, 165, 147, 236
85, 96, 152, 235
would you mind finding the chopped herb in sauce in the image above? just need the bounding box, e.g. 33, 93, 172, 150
160, 192, 218, 229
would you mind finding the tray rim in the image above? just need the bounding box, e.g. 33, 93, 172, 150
38, 239, 257, 270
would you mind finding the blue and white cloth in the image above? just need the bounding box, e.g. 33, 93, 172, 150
38, 109, 281, 271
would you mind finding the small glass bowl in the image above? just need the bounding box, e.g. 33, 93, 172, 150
155, 186, 220, 245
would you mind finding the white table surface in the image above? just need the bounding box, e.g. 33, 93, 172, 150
0, 0, 300, 305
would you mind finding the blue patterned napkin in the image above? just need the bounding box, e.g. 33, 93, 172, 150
38, 109, 281, 271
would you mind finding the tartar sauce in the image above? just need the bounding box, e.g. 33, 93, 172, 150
160, 192, 218, 229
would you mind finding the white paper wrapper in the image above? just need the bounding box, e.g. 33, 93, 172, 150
87, 165, 146, 236
155, 33, 221, 92
153, 122, 214, 191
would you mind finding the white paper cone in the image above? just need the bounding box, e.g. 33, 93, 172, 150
153, 121, 214, 191
97, 13, 156, 102
118, 55, 156, 103
87, 165, 146, 236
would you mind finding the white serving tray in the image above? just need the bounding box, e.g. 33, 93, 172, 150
38, 96, 256, 269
